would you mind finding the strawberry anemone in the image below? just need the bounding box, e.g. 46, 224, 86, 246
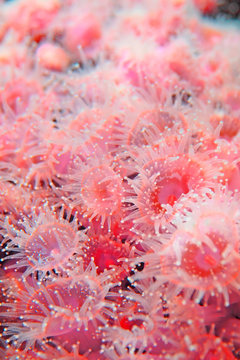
63, 153, 124, 229
124, 147, 218, 234
135, 189, 240, 306
1, 206, 86, 280
102, 287, 177, 356
1, 264, 116, 353
127, 106, 187, 150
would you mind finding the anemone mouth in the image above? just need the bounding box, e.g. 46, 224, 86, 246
25, 223, 77, 270
197, 213, 239, 248
181, 242, 223, 278
180, 224, 230, 279
149, 176, 189, 215
82, 234, 129, 276
81, 164, 122, 214
161, 222, 240, 292
179, 213, 240, 282
137, 155, 204, 223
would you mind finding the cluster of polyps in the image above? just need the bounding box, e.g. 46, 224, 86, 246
0, 0, 240, 359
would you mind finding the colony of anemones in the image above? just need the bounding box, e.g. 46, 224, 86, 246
0, 0, 240, 359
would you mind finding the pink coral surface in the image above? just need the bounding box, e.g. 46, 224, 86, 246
0, 0, 240, 359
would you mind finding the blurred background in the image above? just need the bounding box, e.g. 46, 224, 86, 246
194, 0, 240, 18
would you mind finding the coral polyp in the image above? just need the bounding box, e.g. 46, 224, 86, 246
1, 206, 86, 280
1, 263, 116, 353
63, 154, 123, 229
132, 189, 240, 306
124, 147, 218, 234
